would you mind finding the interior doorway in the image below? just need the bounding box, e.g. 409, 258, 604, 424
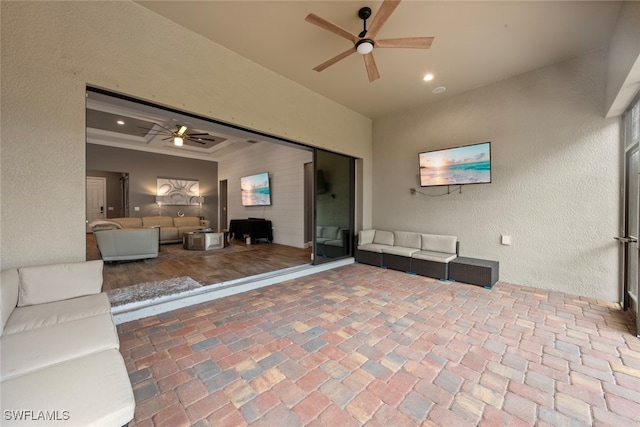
86, 176, 106, 233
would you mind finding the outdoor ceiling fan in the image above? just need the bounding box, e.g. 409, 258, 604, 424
305, 0, 434, 82
139, 123, 217, 146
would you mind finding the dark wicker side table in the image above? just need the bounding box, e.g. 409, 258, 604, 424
449, 257, 499, 288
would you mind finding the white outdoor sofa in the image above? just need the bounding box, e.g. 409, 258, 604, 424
0, 260, 135, 426
355, 229, 459, 280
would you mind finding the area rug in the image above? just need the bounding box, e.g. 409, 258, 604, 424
106, 276, 202, 307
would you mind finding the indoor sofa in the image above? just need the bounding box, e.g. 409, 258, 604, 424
94, 227, 159, 261
356, 229, 458, 279
105, 216, 210, 244
0, 260, 134, 426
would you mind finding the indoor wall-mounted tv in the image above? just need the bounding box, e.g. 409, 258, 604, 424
241, 172, 271, 206
419, 142, 491, 187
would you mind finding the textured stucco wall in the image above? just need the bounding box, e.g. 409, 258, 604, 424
373, 50, 621, 301
0, 1, 372, 269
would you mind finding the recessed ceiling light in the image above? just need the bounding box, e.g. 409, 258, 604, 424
423, 74, 434, 81
432, 86, 446, 94
116, 120, 125, 125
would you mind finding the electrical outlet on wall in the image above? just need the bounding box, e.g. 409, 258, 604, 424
134, 207, 140, 212
501, 235, 512, 245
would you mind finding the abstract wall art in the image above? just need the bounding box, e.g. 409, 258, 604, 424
157, 178, 199, 205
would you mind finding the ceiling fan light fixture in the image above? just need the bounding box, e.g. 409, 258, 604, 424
356, 39, 374, 55
174, 136, 184, 146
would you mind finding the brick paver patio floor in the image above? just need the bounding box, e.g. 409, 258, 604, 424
118, 263, 640, 426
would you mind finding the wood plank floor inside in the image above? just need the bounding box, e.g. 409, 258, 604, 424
87, 234, 312, 291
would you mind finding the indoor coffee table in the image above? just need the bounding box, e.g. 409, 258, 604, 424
183, 230, 227, 251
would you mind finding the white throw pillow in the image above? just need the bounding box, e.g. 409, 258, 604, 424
18, 260, 104, 307
358, 230, 376, 245
373, 230, 394, 246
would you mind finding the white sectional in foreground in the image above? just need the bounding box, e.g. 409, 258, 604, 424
0, 260, 134, 426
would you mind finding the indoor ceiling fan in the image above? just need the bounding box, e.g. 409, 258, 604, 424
139, 123, 217, 146
305, 0, 433, 82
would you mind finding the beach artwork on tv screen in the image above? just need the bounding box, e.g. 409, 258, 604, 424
241, 172, 271, 206
419, 142, 491, 187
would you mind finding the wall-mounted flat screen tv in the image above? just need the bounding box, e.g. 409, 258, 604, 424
419, 142, 491, 187
241, 172, 271, 206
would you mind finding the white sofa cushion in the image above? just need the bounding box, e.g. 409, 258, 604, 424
1, 268, 19, 333
1, 349, 135, 427
393, 231, 422, 250
3, 293, 111, 335
111, 217, 143, 228
373, 230, 394, 246
382, 246, 420, 257
173, 216, 200, 227
357, 243, 389, 253
1, 313, 119, 380
412, 250, 457, 263
421, 233, 458, 254
142, 216, 174, 227
17, 260, 103, 307
358, 230, 376, 246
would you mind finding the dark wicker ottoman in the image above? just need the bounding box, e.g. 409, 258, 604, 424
449, 257, 499, 288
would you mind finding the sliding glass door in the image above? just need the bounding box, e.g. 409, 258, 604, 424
621, 95, 640, 337
314, 149, 355, 264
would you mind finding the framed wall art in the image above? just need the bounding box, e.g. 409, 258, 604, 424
157, 178, 199, 205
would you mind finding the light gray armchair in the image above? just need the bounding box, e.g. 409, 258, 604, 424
94, 228, 159, 261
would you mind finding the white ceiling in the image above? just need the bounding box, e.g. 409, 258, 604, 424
136, 0, 622, 119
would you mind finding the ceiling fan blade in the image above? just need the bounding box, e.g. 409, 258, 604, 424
190, 137, 218, 143
375, 37, 434, 49
313, 47, 356, 72
305, 13, 359, 44
367, 0, 401, 39
144, 122, 175, 133
363, 53, 380, 82
186, 133, 210, 136
187, 138, 208, 145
